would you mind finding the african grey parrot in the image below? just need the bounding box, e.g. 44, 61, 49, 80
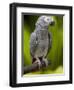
30, 15, 55, 69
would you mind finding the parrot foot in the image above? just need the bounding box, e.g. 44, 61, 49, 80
34, 58, 41, 70
42, 58, 48, 67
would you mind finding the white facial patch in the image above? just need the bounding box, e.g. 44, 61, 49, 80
44, 16, 53, 24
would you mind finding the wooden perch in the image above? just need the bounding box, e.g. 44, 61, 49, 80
23, 61, 50, 74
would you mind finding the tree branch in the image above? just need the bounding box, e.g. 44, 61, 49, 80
23, 61, 50, 74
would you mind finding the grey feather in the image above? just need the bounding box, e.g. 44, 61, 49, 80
46, 32, 52, 57
48, 32, 52, 50
30, 32, 38, 57
30, 16, 54, 63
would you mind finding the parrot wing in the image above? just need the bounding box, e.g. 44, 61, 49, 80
30, 32, 38, 57
47, 32, 52, 53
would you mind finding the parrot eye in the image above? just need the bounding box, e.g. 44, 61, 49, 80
44, 17, 50, 23
47, 18, 49, 21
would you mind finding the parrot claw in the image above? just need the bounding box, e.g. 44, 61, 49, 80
34, 59, 41, 70
42, 58, 48, 67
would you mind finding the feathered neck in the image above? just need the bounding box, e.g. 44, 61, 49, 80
35, 24, 48, 32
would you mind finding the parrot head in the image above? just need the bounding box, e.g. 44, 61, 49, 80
43, 16, 55, 26
35, 15, 55, 29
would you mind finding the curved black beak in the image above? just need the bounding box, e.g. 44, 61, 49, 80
50, 21, 55, 26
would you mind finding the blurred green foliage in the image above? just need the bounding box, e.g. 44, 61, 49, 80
23, 15, 63, 75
